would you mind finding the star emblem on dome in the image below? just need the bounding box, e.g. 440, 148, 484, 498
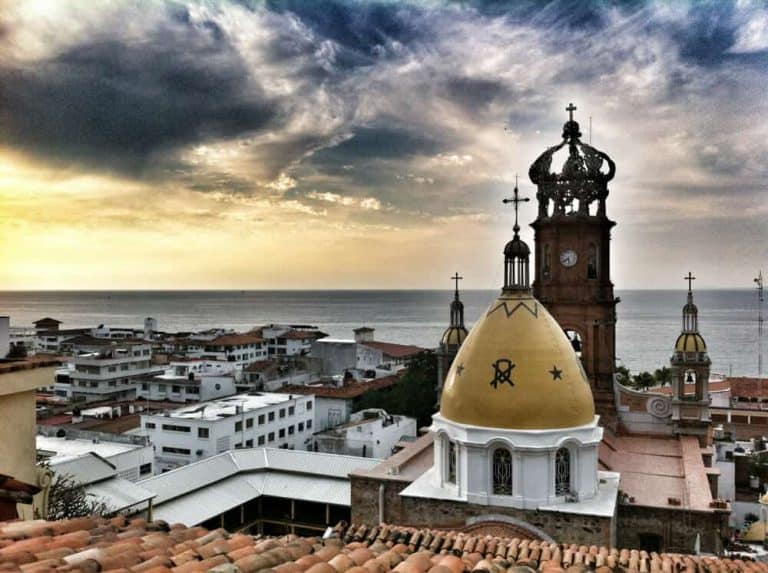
490, 359, 515, 389
456, 363, 465, 376
549, 365, 563, 381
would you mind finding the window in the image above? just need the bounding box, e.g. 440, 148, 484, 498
158, 384, 166, 392
198, 427, 209, 438
258, 435, 265, 446
162, 447, 191, 455
246, 418, 254, 429
279, 428, 286, 438
139, 463, 152, 476
145, 422, 156, 429
172, 385, 181, 393
288, 425, 295, 435
543, 244, 551, 278
587, 243, 598, 279
235, 421, 243, 432
492, 448, 513, 495
268, 432, 275, 442
246, 439, 253, 447
258, 414, 265, 425
298, 422, 304, 432
141, 383, 149, 391
307, 401, 313, 411
446, 440, 457, 484
162, 424, 190, 433
306, 419, 312, 429
288, 406, 295, 416
555, 447, 571, 496
268, 412, 275, 422
279, 408, 286, 419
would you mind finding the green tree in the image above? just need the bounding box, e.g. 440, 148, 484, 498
355, 351, 438, 427
615, 365, 631, 385
653, 366, 673, 387
46, 470, 112, 520
632, 371, 655, 392
5, 343, 27, 359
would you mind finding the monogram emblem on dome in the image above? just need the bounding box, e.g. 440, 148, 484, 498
490, 358, 515, 389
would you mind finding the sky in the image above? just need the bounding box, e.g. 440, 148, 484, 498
0, 0, 766, 290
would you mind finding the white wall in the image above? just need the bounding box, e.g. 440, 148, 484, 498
142, 395, 316, 472
315, 397, 352, 431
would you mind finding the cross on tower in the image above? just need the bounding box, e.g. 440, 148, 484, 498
566, 102, 577, 122
684, 271, 696, 292
502, 175, 530, 234
451, 272, 463, 295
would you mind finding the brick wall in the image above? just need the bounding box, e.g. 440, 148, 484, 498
351, 476, 614, 547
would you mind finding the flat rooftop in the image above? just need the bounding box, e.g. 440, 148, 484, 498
149, 392, 303, 421
36, 434, 143, 464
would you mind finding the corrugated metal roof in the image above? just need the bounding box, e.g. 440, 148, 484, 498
150, 472, 352, 526
138, 448, 379, 506
52, 453, 115, 484
88, 477, 155, 512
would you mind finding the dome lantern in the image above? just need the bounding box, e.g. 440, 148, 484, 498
502, 178, 532, 292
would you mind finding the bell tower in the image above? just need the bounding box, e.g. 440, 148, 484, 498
529, 103, 619, 406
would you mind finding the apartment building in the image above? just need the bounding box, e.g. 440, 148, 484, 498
137, 360, 237, 403
54, 339, 161, 402
141, 392, 315, 472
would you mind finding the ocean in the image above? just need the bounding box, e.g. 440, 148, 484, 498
0, 289, 763, 377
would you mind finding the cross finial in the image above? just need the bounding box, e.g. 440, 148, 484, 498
451, 272, 463, 297
566, 102, 577, 122
684, 271, 696, 293
502, 175, 530, 234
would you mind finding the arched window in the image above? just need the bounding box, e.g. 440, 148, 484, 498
446, 440, 457, 484
555, 447, 571, 496
492, 448, 513, 495
587, 244, 598, 279
543, 245, 551, 278
564, 329, 583, 358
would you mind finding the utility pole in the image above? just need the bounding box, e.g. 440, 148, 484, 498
757, 271, 764, 379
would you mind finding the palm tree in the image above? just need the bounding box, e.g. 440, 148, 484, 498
654, 366, 673, 387
632, 371, 655, 392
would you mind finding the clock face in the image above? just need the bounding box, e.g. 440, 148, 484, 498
560, 249, 578, 267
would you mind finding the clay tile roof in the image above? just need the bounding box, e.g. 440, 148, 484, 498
206, 334, 264, 346
278, 373, 403, 399
360, 341, 425, 358
0, 356, 63, 375
0, 518, 764, 573
279, 330, 326, 341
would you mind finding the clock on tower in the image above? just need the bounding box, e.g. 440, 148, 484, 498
528, 103, 619, 402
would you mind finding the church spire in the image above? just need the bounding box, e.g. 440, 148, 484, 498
682, 271, 699, 333
502, 178, 531, 292
449, 272, 465, 328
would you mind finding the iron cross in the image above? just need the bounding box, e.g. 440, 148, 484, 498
502, 175, 530, 231
451, 272, 463, 293
684, 271, 696, 292
566, 102, 577, 121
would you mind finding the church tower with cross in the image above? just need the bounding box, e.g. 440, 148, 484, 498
436, 272, 469, 402
670, 272, 712, 446
528, 103, 619, 407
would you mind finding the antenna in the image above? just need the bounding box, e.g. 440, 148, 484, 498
757, 271, 764, 379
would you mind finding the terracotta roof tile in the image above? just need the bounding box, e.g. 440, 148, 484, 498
0, 517, 765, 573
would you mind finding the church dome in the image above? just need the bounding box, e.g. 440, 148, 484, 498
439, 290, 595, 430
504, 236, 530, 257
675, 332, 707, 353
441, 325, 468, 347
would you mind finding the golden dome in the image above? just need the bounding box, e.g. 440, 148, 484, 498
441, 326, 468, 347
675, 332, 707, 353
439, 290, 595, 430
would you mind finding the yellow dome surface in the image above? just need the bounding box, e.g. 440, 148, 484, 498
675, 332, 707, 353
441, 326, 468, 347
440, 290, 595, 430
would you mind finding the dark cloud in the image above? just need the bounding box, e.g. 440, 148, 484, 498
0, 5, 278, 175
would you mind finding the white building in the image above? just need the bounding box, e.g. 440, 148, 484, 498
313, 409, 417, 458
137, 360, 237, 403
181, 333, 267, 369
240, 358, 314, 392
311, 329, 423, 376
36, 427, 154, 482
261, 325, 325, 357
54, 340, 160, 402
141, 392, 315, 472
